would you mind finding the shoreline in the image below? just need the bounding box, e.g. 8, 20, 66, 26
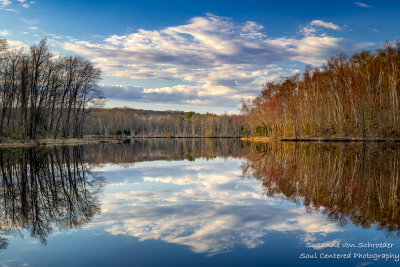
0, 138, 120, 148
241, 137, 400, 143
130, 136, 242, 139
0, 136, 242, 148
5, 135, 399, 148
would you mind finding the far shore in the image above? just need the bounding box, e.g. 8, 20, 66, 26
86, 135, 243, 139
241, 136, 400, 143
4, 135, 399, 148
129, 136, 242, 139
0, 136, 243, 148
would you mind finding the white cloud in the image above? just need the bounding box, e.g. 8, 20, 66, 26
19, 0, 34, 8
20, 18, 38, 24
355, 2, 372, 8
0, 0, 11, 9
0, 30, 10, 36
98, 64, 289, 107
61, 14, 366, 110
7, 39, 28, 50
0, 0, 34, 10
310, 20, 341, 30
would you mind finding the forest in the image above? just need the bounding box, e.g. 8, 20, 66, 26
241, 42, 400, 139
0, 38, 102, 140
85, 108, 244, 137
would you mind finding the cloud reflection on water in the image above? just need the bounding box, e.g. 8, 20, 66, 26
91, 159, 340, 255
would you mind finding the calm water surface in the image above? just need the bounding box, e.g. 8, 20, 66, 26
0, 139, 399, 267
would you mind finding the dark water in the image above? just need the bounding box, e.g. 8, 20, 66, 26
0, 139, 399, 266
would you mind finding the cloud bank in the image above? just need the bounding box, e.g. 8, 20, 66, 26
62, 14, 370, 110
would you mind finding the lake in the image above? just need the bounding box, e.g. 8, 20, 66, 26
0, 139, 399, 266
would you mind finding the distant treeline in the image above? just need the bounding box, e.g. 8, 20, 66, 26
85, 108, 245, 137
0, 38, 102, 139
241, 42, 400, 139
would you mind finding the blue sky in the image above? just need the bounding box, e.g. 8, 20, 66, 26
1, 0, 399, 113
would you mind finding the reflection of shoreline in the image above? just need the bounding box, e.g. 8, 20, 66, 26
242, 142, 400, 236
0, 140, 398, 256
84, 140, 400, 254
89, 152, 341, 255
85, 138, 246, 165
0, 146, 104, 249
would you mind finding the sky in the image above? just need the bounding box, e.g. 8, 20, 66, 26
0, 0, 399, 113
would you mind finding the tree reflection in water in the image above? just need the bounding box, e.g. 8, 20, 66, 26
0, 139, 399, 253
0, 146, 104, 249
241, 141, 400, 235
86, 138, 245, 165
